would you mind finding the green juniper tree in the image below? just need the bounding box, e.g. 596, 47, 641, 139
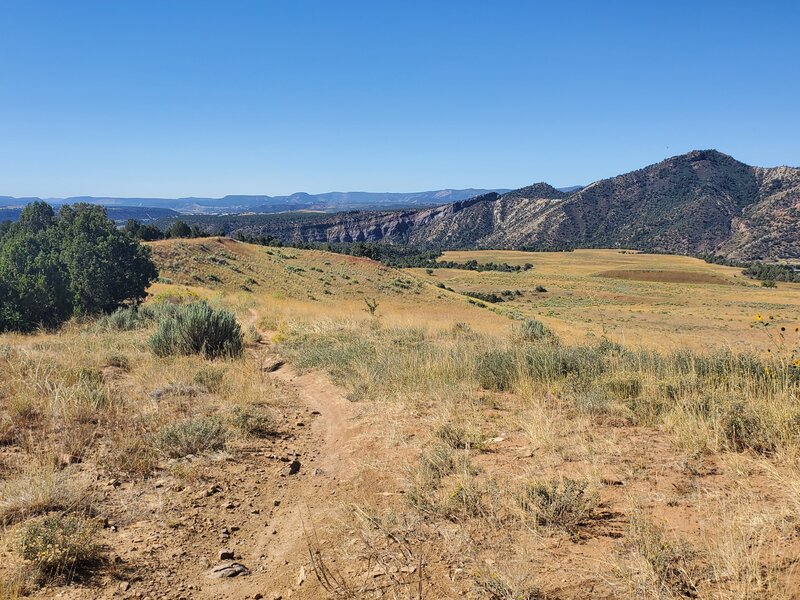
0, 202, 158, 331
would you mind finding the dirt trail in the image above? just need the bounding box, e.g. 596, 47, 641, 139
199, 361, 362, 599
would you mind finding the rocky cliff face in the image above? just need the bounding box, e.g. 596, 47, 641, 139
230, 151, 800, 260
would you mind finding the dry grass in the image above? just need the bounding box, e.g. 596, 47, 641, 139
422, 248, 800, 351
0, 463, 89, 526
0, 290, 276, 591
275, 312, 800, 597
2, 239, 799, 598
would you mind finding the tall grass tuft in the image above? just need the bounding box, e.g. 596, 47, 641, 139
157, 415, 228, 458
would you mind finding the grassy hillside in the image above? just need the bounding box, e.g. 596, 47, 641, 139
148, 237, 513, 333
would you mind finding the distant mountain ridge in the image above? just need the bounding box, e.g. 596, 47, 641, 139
0, 189, 509, 214
0, 205, 180, 224
225, 150, 800, 260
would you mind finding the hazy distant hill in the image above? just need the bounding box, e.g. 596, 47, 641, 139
0, 189, 508, 214
0, 205, 180, 223
223, 151, 800, 260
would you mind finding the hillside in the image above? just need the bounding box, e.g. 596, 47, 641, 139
224, 151, 800, 260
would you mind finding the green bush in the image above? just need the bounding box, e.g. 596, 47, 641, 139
148, 302, 244, 359
157, 415, 228, 458
513, 318, 556, 343
19, 515, 101, 580
98, 305, 151, 330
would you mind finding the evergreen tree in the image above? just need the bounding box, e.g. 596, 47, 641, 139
58, 204, 158, 315
0, 202, 158, 331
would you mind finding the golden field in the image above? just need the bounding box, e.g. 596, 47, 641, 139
413, 249, 800, 352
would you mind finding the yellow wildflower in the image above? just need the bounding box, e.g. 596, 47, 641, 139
754, 313, 763, 322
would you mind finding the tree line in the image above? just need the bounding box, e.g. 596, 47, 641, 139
230, 233, 534, 272
123, 219, 222, 241
698, 253, 800, 283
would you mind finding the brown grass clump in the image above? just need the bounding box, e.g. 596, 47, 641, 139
519, 477, 598, 535
156, 415, 228, 458
627, 516, 699, 598
0, 464, 89, 526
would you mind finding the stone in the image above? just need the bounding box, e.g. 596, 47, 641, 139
206, 561, 250, 578
219, 549, 234, 560
262, 359, 285, 373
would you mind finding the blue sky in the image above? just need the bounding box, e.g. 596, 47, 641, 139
1, 1, 798, 197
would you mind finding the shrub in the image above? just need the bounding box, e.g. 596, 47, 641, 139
157, 416, 227, 458
523, 344, 605, 382
513, 318, 556, 343
19, 515, 101, 580
442, 477, 486, 521
520, 478, 597, 534
464, 290, 505, 303
245, 324, 263, 345
604, 376, 641, 400
475, 349, 518, 391
103, 353, 130, 371
98, 306, 151, 331
721, 401, 775, 453
534, 285, 547, 293
148, 302, 244, 359
572, 389, 616, 416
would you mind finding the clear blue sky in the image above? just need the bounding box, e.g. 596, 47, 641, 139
1, 1, 798, 198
